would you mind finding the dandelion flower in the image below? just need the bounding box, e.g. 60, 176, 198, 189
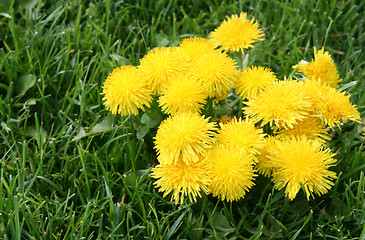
151, 158, 211, 204
293, 47, 340, 88
154, 112, 217, 165
213, 115, 236, 124
244, 80, 312, 129
207, 145, 256, 201
158, 74, 208, 114
235, 66, 278, 99
304, 80, 361, 127
269, 137, 337, 200
191, 50, 239, 97
256, 136, 282, 177
139, 47, 191, 94
179, 37, 216, 58
217, 117, 266, 160
213, 91, 228, 103
273, 116, 331, 143
210, 12, 264, 53
101, 65, 152, 116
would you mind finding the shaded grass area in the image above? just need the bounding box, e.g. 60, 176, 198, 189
0, 0, 364, 239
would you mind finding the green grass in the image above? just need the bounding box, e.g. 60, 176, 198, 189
1, 0, 364, 239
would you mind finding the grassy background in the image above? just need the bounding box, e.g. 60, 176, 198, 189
1, 0, 364, 239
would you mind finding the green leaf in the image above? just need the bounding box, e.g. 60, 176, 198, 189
155, 33, 170, 47
72, 127, 87, 141
91, 114, 113, 133
141, 111, 162, 128
25, 125, 47, 144
338, 81, 357, 92
136, 111, 163, 139
124, 169, 150, 186
15, 74, 36, 97
18, 0, 38, 10
242, 53, 249, 69
24, 99, 37, 106
136, 124, 150, 139
110, 54, 130, 66
212, 212, 235, 234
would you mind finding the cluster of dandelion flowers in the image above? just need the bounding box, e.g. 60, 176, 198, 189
158, 75, 208, 114
244, 80, 312, 129
304, 80, 361, 127
235, 66, 278, 99
210, 12, 264, 53
273, 116, 331, 143
151, 158, 211, 204
139, 47, 191, 94
207, 145, 256, 201
293, 47, 340, 88
154, 112, 217, 165
191, 50, 239, 97
269, 137, 337, 200
101, 66, 152, 116
217, 117, 266, 159
178, 37, 216, 58
97, 9, 362, 205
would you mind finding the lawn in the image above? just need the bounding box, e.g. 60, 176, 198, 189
0, 0, 364, 239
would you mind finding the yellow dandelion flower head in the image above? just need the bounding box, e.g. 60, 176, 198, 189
191, 50, 239, 97
139, 47, 191, 94
303, 78, 327, 106
207, 145, 256, 201
101, 65, 152, 116
293, 47, 340, 88
255, 135, 282, 177
154, 112, 217, 165
235, 66, 278, 99
210, 12, 264, 53
178, 37, 216, 58
151, 158, 211, 204
217, 117, 266, 159
213, 90, 229, 103
273, 116, 331, 143
158, 74, 208, 114
244, 80, 312, 129
304, 80, 361, 127
269, 137, 337, 200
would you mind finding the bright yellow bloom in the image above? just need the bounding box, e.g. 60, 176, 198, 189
151, 158, 211, 204
101, 66, 152, 116
178, 37, 217, 58
213, 90, 228, 103
244, 80, 312, 129
293, 47, 340, 88
191, 50, 239, 97
210, 12, 264, 53
304, 80, 361, 127
154, 112, 217, 165
269, 137, 337, 200
158, 74, 208, 114
235, 66, 278, 99
217, 117, 266, 161
255, 136, 282, 177
273, 116, 331, 143
207, 145, 256, 201
139, 47, 191, 94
